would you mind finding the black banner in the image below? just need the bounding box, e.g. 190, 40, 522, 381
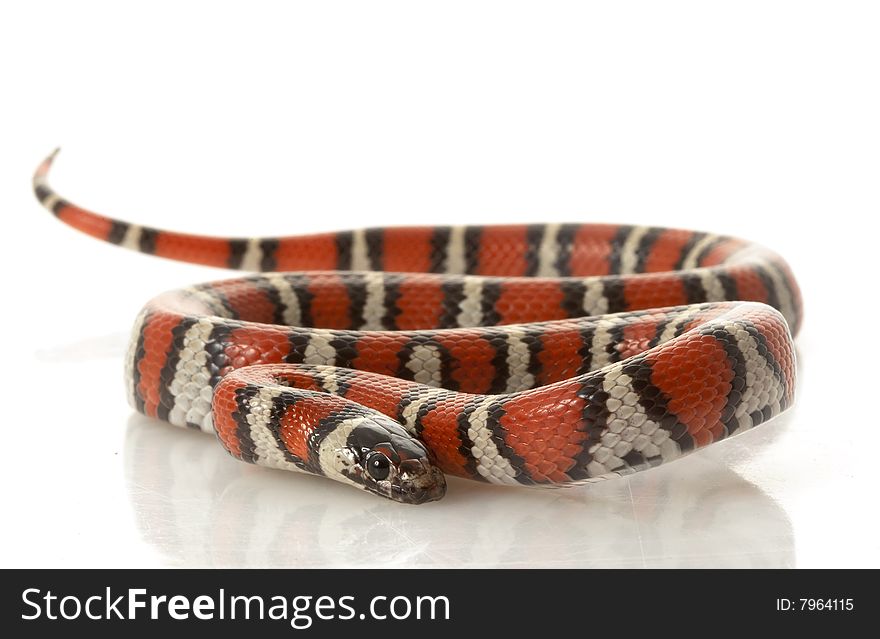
3, 569, 870, 635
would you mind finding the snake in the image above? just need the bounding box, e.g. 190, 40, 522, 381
33, 150, 801, 505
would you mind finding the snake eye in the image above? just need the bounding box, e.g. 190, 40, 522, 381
365, 452, 391, 480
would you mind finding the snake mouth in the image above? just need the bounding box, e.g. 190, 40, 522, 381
391, 466, 447, 505
347, 461, 446, 504
338, 456, 447, 504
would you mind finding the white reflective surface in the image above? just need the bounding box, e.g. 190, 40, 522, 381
4, 316, 874, 568
124, 412, 797, 568
1, 1, 879, 568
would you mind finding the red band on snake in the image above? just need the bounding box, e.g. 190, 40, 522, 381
34, 150, 801, 504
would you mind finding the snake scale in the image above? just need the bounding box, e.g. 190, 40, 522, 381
34, 150, 800, 504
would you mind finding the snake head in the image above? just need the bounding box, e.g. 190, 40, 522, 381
336, 416, 446, 505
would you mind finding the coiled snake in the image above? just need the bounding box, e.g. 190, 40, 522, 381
33, 150, 800, 504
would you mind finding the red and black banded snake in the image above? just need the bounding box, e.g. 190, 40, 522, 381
33, 150, 800, 504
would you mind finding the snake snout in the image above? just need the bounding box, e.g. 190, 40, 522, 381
396, 459, 447, 504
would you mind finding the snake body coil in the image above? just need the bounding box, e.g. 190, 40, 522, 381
34, 151, 800, 504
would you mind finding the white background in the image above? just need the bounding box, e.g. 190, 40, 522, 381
1, 1, 878, 568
